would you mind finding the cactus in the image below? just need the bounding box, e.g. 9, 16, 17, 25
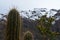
6, 9, 21, 40
24, 31, 33, 40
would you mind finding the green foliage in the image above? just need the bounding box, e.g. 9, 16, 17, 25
24, 32, 32, 40
37, 14, 56, 40
6, 9, 21, 40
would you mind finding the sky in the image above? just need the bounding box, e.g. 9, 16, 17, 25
0, 0, 60, 14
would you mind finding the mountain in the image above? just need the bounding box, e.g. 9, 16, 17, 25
0, 8, 60, 40
0, 12, 60, 40
0, 8, 58, 20
20, 8, 57, 20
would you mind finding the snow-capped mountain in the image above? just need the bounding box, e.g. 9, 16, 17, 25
20, 8, 57, 20
0, 8, 59, 20
0, 14, 7, 21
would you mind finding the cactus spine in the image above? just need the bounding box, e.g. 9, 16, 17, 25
6, 9, 21, 40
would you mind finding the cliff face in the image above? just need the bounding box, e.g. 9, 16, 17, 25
0, 19, 6, 40
0, 17, 60, 40
0, 17, 43, 40
0, 17, 39, 40
21, 18, 41, 40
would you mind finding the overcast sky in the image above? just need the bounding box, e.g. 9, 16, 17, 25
0, 0, 60, 14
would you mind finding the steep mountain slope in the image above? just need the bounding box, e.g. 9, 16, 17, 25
0, 8, 60, 40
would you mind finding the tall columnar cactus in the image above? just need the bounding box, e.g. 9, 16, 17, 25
6, 9, 21, 40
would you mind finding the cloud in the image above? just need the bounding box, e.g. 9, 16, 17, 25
0, 0, 60, 14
